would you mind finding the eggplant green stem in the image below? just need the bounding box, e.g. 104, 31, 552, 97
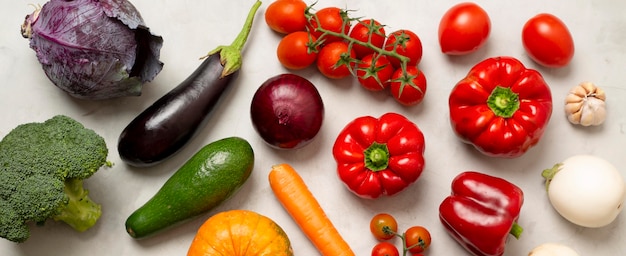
203, 0, 262, 78
542, 163, 563, 191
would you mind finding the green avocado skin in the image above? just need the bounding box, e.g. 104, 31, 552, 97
125, 136, 254, 239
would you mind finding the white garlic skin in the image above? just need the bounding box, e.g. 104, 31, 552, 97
564, 82, 606, 126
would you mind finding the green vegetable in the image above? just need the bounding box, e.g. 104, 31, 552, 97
125, 137, 254, 239
0, 115, 109, 243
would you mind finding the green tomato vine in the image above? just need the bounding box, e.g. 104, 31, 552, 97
304, 3, 422, 98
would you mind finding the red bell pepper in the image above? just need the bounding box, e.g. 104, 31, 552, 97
439, 171, 524, 256
332, 112, 425, 199
448, 56, 552, 158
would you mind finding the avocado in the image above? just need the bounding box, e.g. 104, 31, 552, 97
125, 136, 254, 239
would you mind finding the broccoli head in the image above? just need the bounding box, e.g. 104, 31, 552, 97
0, 115, 109, 243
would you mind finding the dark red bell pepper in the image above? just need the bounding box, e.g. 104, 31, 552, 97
332, 112, 425, 199
448, 56, 553, 158
439, 171, 524, 256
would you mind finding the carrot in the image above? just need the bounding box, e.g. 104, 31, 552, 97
268, 163, 355, 256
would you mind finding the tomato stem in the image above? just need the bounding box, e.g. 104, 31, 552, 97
305, 5, 411, 74
487, 86, 520, 118
386, 229, 419, 256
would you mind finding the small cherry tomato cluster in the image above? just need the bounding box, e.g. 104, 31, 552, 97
369, 213, 432, 256
265, 0, 427, 106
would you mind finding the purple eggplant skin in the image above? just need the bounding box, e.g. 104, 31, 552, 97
117, 0, 261, 167
117, 54, 237, 167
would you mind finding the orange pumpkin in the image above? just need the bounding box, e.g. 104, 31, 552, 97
187, 210, 294, 256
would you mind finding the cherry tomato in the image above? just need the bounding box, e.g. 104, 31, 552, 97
357, 54, 394, 91
265, 0, 308, 34
276, 31, 318, 70
306, 7, 351, 45
404, 226, 431, 254
316, 41, 355, 79
371, 242, 400, 256
438, 2, 491, 55
349, 19, 386, 58
390, 66, 427, 106
522, 13, 575, 68
369, 213, 398, 241
383, 30, 423, 69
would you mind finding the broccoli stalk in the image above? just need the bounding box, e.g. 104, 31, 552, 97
52, 178, 102, 232
0, 115, 109, 243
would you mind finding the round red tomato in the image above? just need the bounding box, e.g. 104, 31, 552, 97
307, 7, 351, 45
265, 0, 308, 34
316, 41, 355, 79
371, 242, 400, 256
438, 2, 491, 55
369, 213, 398, 241
349, 18, 386, 58
404, 226, 431, 254
390, 66, 427, 106
276, 31, 318, 70
357, 54, 394, 91
384, 29, 423, 69
522, 13, 574, 68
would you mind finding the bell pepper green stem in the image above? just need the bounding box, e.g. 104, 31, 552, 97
204, 0, 262, 78
509, 222, 523, 239
364, 142, 389, 172
487, 86, 520, 118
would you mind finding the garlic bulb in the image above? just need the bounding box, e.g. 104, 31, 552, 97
564, 82, 606, 126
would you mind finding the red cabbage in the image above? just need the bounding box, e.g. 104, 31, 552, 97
21, 0, 164, 100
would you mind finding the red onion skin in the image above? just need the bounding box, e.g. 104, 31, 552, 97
250, 74, 324, 149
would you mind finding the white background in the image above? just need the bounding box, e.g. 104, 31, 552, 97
1, 0, 625, 255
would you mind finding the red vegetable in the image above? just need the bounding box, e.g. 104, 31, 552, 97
306, 6, 351, 45
332, 112, 425, 199
383, 29, 423, 68
439, 171, 524, 256
438, 2, 491, 55
522, 13, 575, 68
348, 18, 386, 59
448, 56, 552, 158
250, 73, 324, 150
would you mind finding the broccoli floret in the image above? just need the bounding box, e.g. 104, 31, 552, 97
0, 115, 109, 243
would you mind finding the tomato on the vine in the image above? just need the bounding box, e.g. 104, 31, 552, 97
276, 31, 318, 70
307, 7, 351, 45
438, 2, 491, 55
522, 13, 574, 68
383, 30, 423, 68
404, 226, 431, 254
390, 66, 427, 106
369, 213, 398, 241
371, 242, 400, 256
356, 54, 394, 91
349, 18, 386, 58
316, 41, 355, 79
264, 0, 308, 34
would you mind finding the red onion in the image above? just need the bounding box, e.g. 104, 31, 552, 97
250, 74, 324, 149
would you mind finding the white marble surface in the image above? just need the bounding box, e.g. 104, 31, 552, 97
1, 0, 626, 255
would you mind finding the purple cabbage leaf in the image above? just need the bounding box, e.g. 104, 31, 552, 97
21, 0, 164, 100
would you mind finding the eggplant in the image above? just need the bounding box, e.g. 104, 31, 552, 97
117, 1, 261, 167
